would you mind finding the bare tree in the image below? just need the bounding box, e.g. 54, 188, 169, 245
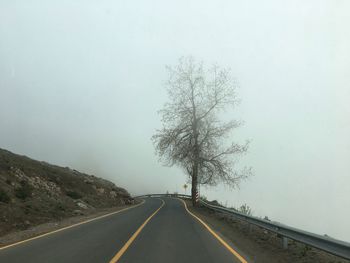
152, 57, 252, 205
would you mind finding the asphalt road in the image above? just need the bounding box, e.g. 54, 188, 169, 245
0, 198, 245, 263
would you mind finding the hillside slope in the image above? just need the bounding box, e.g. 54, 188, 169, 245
0, 148, 132, 236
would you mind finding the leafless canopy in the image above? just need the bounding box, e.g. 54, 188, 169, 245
152, 57, 252, 194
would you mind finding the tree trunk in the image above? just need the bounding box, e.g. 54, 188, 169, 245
191, 164, 198, 206
191, 96, 199, 206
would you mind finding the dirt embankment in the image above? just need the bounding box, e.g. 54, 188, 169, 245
0, 148, 134, 238
187, 202, 350, 263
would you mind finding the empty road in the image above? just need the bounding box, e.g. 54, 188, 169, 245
0, 198, 247, 263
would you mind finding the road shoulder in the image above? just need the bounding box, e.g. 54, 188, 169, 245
186, 200, 350, 263
0, 201, 143, 248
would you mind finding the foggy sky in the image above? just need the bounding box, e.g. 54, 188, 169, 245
1, 1, 349, 241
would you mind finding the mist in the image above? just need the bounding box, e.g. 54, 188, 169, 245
1, 0, 349, 241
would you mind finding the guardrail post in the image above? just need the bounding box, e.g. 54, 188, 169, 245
282, 237, 288, 249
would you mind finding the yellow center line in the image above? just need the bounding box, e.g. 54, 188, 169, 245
0, 200, 145, 250
109, 198, 165, 263
179, 199, 248, 263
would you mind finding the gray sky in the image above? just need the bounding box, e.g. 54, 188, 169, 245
1, 0, 349, 241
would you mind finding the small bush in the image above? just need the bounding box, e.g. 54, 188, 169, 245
15, 181, 33, 200
300, 244, 312, 257
55, 203, 66, 211
0, 189, 10, 203
66, 191, 82, 199
239, 204, 252, 216
264, 216, 270, 221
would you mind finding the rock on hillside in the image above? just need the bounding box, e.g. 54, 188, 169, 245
0, 148, 133, 236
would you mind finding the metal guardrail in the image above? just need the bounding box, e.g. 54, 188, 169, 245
134, 194, 350, 260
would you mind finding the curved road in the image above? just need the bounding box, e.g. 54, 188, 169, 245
0, 198, 247, 263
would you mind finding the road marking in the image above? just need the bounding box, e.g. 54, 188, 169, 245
109, 199, 165, 263
0, 200, 145, 250
180, 199, 248, 263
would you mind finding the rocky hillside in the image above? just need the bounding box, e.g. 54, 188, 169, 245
0, 148, 133, 236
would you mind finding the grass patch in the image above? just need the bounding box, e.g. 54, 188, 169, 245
0, 188, 10, 203
15, 180, 33, 200
66, 190, 82, 199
